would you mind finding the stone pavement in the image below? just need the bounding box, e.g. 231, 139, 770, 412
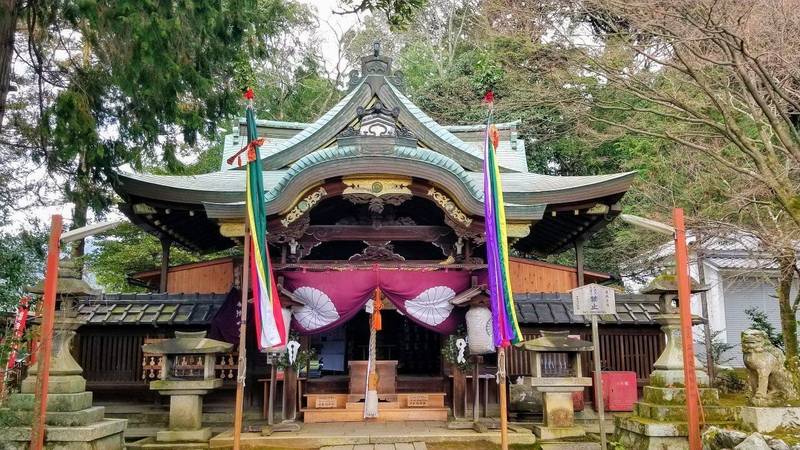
321, 443, 427, 450
209, 420, 536, 448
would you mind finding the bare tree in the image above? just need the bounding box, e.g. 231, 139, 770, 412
534, 0, 800, 363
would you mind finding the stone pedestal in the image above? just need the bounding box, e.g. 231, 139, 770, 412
149, 379, 221, 444
613, 310, 738, 449
649, 315, 710, 387
533, 391, 586, 440
740, 406, 800, 433
0, 313, 127, 449
614, 383, 738, 449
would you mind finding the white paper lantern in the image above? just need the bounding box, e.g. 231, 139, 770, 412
466, 305, 494, 355
263, 307, 292, 353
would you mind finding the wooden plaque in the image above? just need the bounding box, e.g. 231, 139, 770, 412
315, 396, 338, 409
406, 394, 429, 407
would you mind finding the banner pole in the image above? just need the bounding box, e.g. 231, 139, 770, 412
674, 208, 702, 450
233, 227, 251, 450
592, 314, 607, 448
498, 346, 509, 450
30, 214, 63, 450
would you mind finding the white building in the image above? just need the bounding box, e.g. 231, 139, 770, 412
625, 233, 796, 367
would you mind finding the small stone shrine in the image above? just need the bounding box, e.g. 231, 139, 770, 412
0, 259, 127, 450
615, 272, 738, 450
130, 330, 232, 449
517, 330, 593, 440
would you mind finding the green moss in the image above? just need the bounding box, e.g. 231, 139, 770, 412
716, 392, 748, 407
763, 427, 800, 445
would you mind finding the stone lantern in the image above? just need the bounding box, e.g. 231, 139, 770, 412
519, 330, 593, 440
641, 272, 710, 387
615, 271, 738, 449
139, 331, 232, 446
1, 258, 127, 449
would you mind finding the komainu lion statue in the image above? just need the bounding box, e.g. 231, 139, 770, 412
741, 329, 798, 406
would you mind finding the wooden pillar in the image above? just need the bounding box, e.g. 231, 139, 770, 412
452, 365, 466, 418
267, 361, 277, 425
575, 238, 585, 287
159, 237, 171, 293
282, 365, 298, 421
472, 356, 481, 421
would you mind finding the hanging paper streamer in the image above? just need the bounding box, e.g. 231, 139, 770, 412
456, 338, 467, 364
286, 341, 301, 366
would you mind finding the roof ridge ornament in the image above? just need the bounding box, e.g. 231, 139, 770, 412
346, 42, 406, 93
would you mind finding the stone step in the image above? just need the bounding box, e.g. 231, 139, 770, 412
642, 386, 720, 405
7, 391, 94, 412
321, 444, 428, 450
345, 401, 401, 409
14, 405, 106, 427
616, 414, 738, 437
538, 442, 601, 450
634, 401, 739, 422
302, 406, 449, 423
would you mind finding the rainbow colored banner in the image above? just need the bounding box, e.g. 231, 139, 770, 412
244, 92, 286, 350
482, 94, 522, 348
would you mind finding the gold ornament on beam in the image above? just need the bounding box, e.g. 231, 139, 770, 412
506, 223, 531, 238
341, 176, 413, 197
426, 187, 473, 227
281, 187, 328, 227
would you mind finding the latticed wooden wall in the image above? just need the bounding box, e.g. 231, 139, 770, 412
77, 329, 238, 389
505, 325, 664, 384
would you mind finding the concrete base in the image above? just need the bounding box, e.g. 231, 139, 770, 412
0, 418, 127, 450
156, 427, 212, 442
740, 406, 800, 433
533, 424, 586, 440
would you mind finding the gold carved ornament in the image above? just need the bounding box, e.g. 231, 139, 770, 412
341, 176, 412, 197
426, 187, 472, 227
280, 187, 328, 227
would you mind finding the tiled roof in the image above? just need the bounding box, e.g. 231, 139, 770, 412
514, 293, 662, 325
77, 293, 227, 326
76, 291, 661, 327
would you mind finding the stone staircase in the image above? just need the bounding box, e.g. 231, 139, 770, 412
303, 393, 448, 423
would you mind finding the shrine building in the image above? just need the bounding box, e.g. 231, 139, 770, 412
74, 48, 664, 435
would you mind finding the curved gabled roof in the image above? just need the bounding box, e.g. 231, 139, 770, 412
113, 51, 636, 254
116, 147, 632, 221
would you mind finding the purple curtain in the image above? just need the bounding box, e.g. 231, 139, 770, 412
209, 288, 242, 344
379, 269, 469, 334
280, 269, 471, 335
281, 270, 377, 335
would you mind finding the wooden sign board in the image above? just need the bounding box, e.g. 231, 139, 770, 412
571, 283, 616, 316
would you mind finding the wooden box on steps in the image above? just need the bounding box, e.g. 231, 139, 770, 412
348, 360, 397, 398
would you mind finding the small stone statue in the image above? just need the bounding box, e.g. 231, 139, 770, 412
741, 329, 798, 406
